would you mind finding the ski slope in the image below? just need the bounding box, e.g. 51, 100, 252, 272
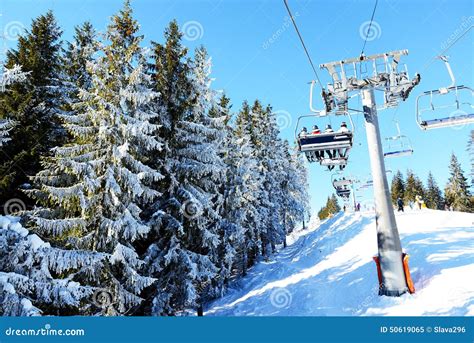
206, 209, 474, 316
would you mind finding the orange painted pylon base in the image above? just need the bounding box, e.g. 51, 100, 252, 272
402, 253, 415, 294
373, 253, 415, 294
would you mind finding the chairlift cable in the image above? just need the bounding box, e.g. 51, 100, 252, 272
360, 0, 379, 57
283, 0, 323, 88
422, 25, 473, 72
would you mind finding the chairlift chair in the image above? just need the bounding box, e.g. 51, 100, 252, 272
331, 172, 353, 198
358, 178, 373, 190
383, 121, 414, 158
296, 113, 354, 170
416, 56, 474, 130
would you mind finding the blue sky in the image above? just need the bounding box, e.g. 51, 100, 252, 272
1, 0, 472, 211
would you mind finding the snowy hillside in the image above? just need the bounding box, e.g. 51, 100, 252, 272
206, 209, 474, 316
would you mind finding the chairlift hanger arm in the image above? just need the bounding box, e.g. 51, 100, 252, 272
437, 56, 456, 88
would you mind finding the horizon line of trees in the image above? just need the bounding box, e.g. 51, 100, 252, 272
0, 2, 310, 316
391, 153, 473, 212
317, 150, 473, 219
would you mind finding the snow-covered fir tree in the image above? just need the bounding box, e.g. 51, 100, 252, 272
257, 106, 290, 255
0, 215, 46, 316
0, 65, 28, 147
23, 1, 162, 315
444, 153, 472, 212
246, 101, 280, 258
0, 11, 66, 207
62, 21, 98, 112
221, 101, 262, 277
425, 172, 443, 210
233, 101, 266, 268
145, 24, 226, 316
207, 94, 236, 295
282, 142, 310, 246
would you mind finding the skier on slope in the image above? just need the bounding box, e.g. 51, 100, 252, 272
397, 197, 404, 212
415, 195, 423, 210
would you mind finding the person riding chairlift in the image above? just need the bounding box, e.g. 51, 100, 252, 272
299, 127, 308, 138
324, 124, 336, 159
338, 121, 349, 133
336, 122, 350, 158
325, 124, 334, 133
310, 125, 323, 160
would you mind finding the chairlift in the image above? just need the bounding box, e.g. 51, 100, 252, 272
295, 111, 354, 171
383, 121, 414, 158
331, 172, 353, 198
357, 177, 373, 190
416, 56, 474, 130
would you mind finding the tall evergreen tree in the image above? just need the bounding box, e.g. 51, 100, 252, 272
222, 101, 262, 278
249, 101, 287, 257
404, 169, 425, 205
146, 24, 225, 316
425, 172, 444, 210
327, 194, 341, 214
390, 170, 405, 204
281, 142, 310, 247
23, 2, 161, 315
0, 11, 66, 207
445, 153, 472, 212
207, 94, 236, 293
63, 21, 98, 109
318, 195, 340, 220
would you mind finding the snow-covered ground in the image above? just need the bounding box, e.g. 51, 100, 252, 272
206, 209, 474, 316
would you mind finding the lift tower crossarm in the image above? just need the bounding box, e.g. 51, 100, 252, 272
319, 50, 408, 70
